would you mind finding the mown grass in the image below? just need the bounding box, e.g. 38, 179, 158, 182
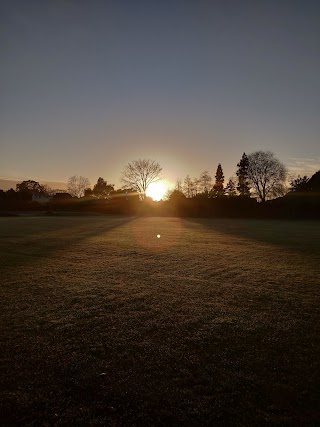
0, 216, 319, 426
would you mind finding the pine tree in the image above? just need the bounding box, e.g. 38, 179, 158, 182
211, 164, 225, 197
236, 153, 251, 196
225, 178, 237, 196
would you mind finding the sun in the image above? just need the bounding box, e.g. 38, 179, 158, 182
146, 181, 167, 201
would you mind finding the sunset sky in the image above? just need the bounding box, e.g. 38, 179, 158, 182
1, 0, 320, 189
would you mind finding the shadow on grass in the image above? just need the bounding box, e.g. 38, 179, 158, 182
0, 215, 135, 270
184, 217, 320, 258
1, 216, 320, 425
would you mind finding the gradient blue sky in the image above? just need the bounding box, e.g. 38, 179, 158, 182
1, 0, 319, 189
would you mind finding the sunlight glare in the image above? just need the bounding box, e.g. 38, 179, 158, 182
146, 181, 166, 201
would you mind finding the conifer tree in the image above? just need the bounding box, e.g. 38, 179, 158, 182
225, 178, 237, 196
211, 163, 225, 197
236, 153, 251, 196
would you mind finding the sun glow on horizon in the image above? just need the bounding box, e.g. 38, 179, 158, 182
146, 181, 167, 201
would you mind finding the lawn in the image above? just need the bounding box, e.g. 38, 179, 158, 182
0, 216, 320, 425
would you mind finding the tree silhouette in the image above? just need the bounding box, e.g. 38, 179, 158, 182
236, 153, 251, 196
6, 189, 17, 201
15, 180, 47, 201
225, 178, 237, 197
175, 178, 183, 193
168, 189, 186, 202
67, 175, 90, 198
306, 170, 320, 192
183, 175, 193, 198
211, 164, 225, 197
247, 151, 287, 202
121, 159, 162, 200
84, 188, 93, 197
199, 171, 212, 196
289, 175, 309, 193
16, 180, 44, 196
40, 184, 54, 197
93, 177, 114, 198
192, 177, 201, 197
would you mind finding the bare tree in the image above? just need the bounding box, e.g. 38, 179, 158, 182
183, 175, 193, 198
67, 175, 91, 198
175, 178, 183, 192
41, 184, 55, 197
121, 159, 162, 200
198, 171, 212, 196
247, 151, 287, 202
192, 177, 200, 197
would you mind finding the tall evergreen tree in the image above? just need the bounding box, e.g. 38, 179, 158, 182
211, 164, 225, 197
236, 153, 251, 196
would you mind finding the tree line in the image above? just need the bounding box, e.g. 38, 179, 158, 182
1, 150, 319, 218
165, 151, 287, 203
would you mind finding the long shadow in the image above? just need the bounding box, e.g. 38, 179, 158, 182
183, 217, 320, 258
0, 215, 135, 271
0, 213, 132, 238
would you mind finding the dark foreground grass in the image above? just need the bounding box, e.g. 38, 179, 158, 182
0, 216, 320, 426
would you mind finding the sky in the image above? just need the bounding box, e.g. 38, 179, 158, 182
1, 0, 320, 190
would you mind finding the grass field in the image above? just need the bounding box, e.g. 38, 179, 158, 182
1, 215, 320, 426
